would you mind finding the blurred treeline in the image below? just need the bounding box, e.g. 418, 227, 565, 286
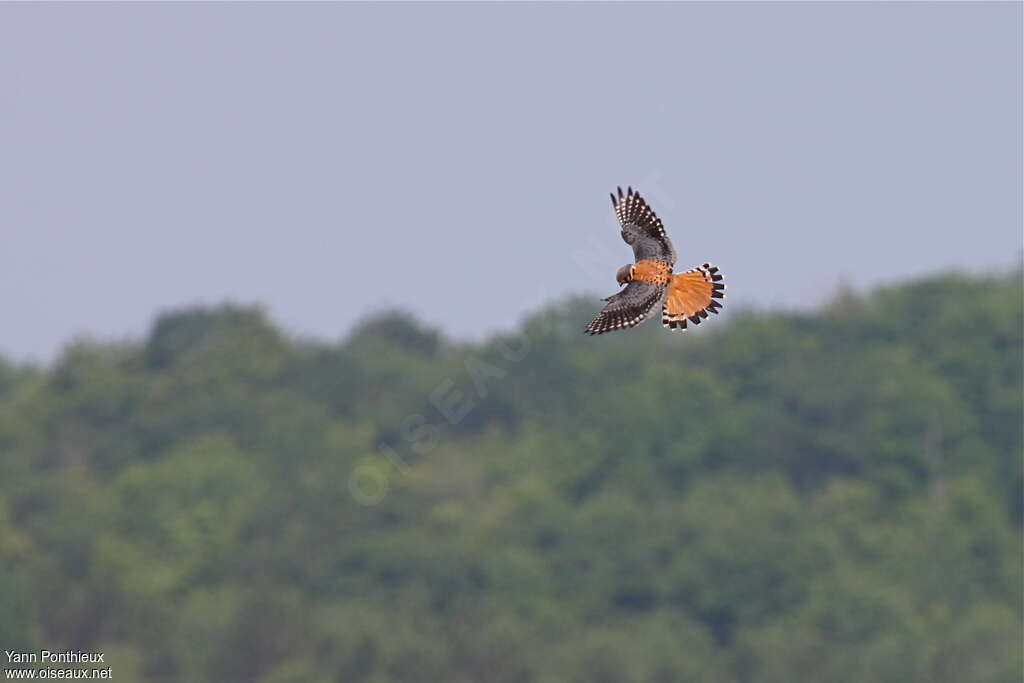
0, 268, 1020, 683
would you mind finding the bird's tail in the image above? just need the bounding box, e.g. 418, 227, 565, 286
662, 263, 725, 330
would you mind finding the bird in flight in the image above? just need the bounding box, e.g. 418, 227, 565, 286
584, 187, 726, 335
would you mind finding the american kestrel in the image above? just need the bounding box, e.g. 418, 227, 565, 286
584, 187, 726, 335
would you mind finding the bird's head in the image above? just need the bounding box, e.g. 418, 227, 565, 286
615, 264, 634, 286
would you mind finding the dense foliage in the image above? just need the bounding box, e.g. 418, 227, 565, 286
1, 268, 1021, 682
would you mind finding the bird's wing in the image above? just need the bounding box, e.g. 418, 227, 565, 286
662, 263, 726, 330
611, 186, 676, 267
584, 280, 667, 335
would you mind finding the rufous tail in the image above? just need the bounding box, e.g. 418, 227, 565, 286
662, 263, 725, 330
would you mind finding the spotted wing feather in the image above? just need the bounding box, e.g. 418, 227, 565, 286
611, 186, 676, 267
584, 280, 667, 335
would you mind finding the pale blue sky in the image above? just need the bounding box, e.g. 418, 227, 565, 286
1, 2, 1021, 363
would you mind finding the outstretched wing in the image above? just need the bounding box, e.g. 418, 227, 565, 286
662, 263, 725, 330
584, 280, 667, 335
611, 186, 676, 267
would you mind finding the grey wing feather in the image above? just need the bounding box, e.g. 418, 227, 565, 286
611, 186, 676, 266
584, 280, 667, 335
